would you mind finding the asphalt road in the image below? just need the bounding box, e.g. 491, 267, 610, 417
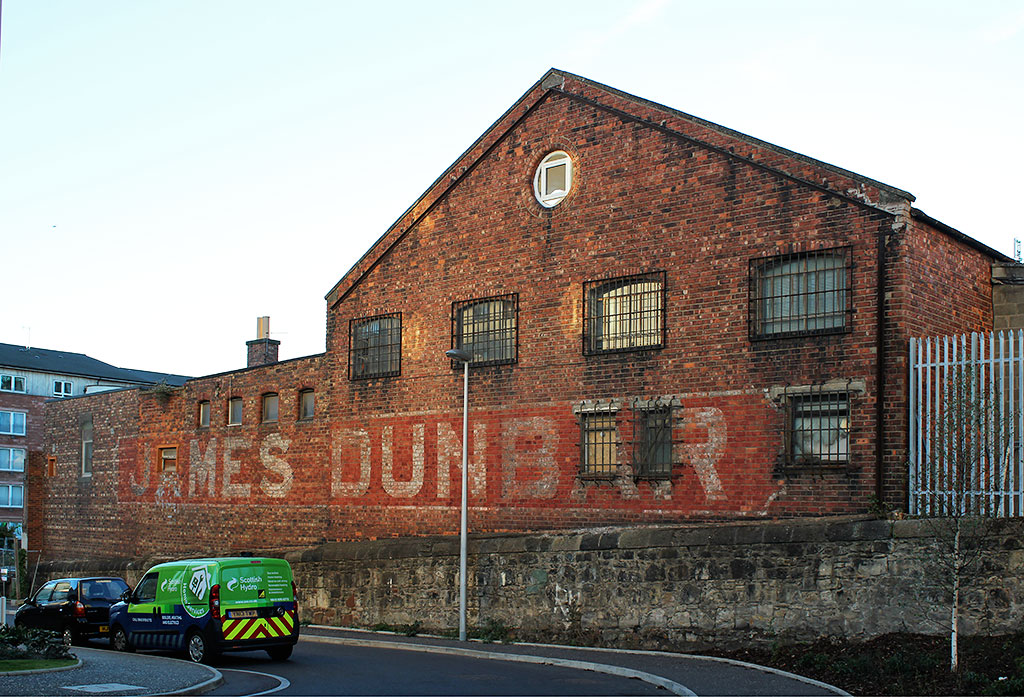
206, 638, 672, 696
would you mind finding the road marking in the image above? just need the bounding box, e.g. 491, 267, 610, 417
221, 668, 291, 696
64, 683, 145, 693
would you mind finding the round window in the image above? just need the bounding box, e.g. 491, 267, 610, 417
533, 151, 572, 208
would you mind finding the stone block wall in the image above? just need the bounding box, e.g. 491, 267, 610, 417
34, 517, 1024, 650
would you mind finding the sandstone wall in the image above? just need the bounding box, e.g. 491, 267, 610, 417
33, 517, 1024, 649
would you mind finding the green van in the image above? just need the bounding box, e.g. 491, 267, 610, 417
108, 557, 299, 663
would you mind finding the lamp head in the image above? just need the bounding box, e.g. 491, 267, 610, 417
446, 348, 474, 363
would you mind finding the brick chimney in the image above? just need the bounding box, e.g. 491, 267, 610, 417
246, 316, 280, 367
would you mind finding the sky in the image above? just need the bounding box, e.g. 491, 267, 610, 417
1, 1, 1022, 378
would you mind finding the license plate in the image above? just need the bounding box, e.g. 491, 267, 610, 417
229, 609, 257, 619
99, 625, 109, 633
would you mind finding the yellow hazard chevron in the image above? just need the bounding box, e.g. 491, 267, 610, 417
222, 610, 295, 641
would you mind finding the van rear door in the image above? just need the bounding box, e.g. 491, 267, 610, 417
218, 560, 296, 643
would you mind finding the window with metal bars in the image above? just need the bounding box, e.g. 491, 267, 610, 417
350, 313, 402, 379
584, 272, 665, 354
632, 402, 673, 478
787, 391, 850, 465
451, 294, 517, 367
580, 410, 619, 476
749, 248, 850, 340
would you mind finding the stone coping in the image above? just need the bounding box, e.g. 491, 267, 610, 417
35, 515, 1024, 571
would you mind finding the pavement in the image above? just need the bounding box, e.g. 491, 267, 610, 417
0, 626, 849, 696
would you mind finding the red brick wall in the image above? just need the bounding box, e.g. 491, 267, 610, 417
325, 91, 892, 536
34, 79, 999, 558
879, 217, 995, 508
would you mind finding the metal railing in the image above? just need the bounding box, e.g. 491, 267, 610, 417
909, 330, 1024, 516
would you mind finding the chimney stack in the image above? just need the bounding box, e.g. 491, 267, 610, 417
246, 316, 280, 367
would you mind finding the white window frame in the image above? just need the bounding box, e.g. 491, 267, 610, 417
0, 410, 26, 436
0, 484, 24, 508
198, 401, 211, 428
0, 447, 26, 472
533, 151, 573, 208
53, 380, 73, 398
0, 374, 26, 393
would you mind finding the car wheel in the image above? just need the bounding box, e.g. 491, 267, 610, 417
111, 626, 134, 653
13, 619, 25, 629
185, 629, 217, 664
61, 626, 74, 648
266, 644, 293, 661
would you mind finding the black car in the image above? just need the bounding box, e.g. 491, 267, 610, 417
15, 577, 131, 645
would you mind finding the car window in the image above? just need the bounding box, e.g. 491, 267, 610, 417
34, 581, 56, 604
51, 581, 72, 602
134, 573, 159, 604
82, 579, 129, 601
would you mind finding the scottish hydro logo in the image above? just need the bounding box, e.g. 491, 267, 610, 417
182, 565, 212, 618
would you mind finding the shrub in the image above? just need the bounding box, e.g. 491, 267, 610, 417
0, 626, 75, 660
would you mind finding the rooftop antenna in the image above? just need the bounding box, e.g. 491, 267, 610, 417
21, 326, 30, 350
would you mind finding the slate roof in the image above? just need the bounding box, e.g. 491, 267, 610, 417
0, 342, 190, 386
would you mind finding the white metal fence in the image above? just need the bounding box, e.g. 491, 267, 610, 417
909, 330, 1024, 516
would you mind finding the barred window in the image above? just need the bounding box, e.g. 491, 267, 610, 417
788, 392, 850, 464
584, 272, 665, 354
350, 313, 401, 379
580, 410, 619, 476
750, 249, 850, 339
633, 403, 672, 478
452, 295, 517, 367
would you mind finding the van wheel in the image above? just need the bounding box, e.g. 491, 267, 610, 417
111, 626, 134, 653
266, 645, 293, 661
185, 629, 217, 664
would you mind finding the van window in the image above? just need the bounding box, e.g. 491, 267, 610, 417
134, 572, 159, 604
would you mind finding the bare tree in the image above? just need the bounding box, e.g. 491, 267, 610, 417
917, 362, 1018, 673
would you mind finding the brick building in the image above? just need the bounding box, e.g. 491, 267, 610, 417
0, 342, 188, 534
34, 70, 1016, 560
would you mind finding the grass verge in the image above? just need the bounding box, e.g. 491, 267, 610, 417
0, 658, 77, 672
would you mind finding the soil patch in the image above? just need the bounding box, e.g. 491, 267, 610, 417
705, 632, 1024, 696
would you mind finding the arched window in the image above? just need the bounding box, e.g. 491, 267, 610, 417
452, 295, 517, 366
584, 272, 665, 354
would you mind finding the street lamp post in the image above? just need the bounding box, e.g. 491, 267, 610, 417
445, 348, 473, 642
